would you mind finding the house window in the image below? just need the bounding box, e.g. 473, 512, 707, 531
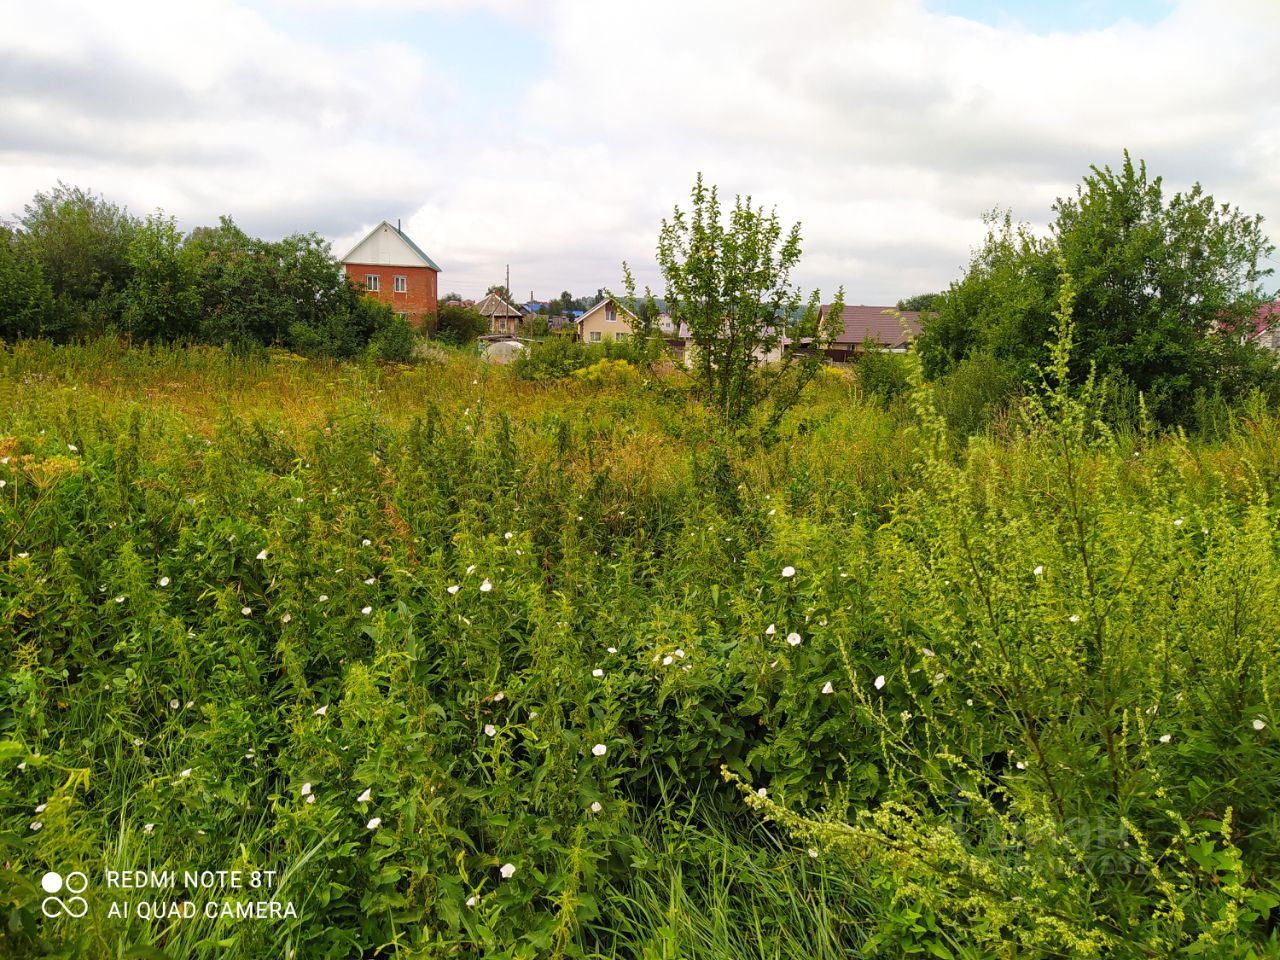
589, 330, 602, 343
365, 275, 380, 292
615, 332, 628, 343
606, 305, 617, 323
394, 275, 407, 293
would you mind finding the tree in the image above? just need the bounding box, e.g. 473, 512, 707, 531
918, 154, 1276, 423
896, 292, 943, 312
652, 173, 843, 425
435, 303, 488, 344
0, 227, 56, 340
121, 212, 201, 342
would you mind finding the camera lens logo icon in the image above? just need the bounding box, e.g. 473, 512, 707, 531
41, 871, 89, 919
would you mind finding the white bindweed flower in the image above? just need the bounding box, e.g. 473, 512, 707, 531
30, 821, 42, 831
257, 549, 268, 560
921, 648, 935, 658
821, 681, 834, 695
367, 817, 381, 830
143, 823, 155, 834
34, 802, 46, 813
786, 633, 802, 646
480, 579, 493, 592
591, 743, 607, 757
159, 576, 170, 587
765, 624, 776, 636
484, 724, 496, 737
1158, 734, 1172, 744
306, 794, 316, 804
500, 863, 516, 879
282, 613, 292, 623
607, 646, 617, 654
466, 895, 478, 907
504, 532, 513, 540
592, 668, 604, 677
169, 698, 180, 709
361, 606, 372, 615
781, 566, 796, 578
662, 655, 674, 666
319, 595, 329, 602
364, 577, 375, 585
1015, 761, 1026, 770
674, 649, 685, 658
494, 692, 506, 702
180, 768, 193, 778
1069, 614, 1080, 623
756, 787, 767, 798
1033, 565, 1044, 576
301, 782, 312, 796
466, 564, 477, 575
68, 444, 78, 452
362, 538, 371, 546
874, 675, 886, 690
358, 788, 372, 803
241, 606, 252, 616
447, 585, 459, 595
1254, 718, 1267, 731
115, 595, 125, 604
808, 847, 819, 858
313, 705, 328, 716
133, 738, 143, 747
590, 801, 602, 813
1174, 518, 1184, 527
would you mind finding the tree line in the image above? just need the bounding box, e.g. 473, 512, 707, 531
0, 183, 414, 360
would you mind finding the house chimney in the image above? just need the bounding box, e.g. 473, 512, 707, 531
397, 218, 401, 232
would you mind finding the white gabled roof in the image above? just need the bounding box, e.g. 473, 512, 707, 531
341, 221, 441, 271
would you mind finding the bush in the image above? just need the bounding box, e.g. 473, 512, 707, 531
932, 352, 1021, 439
435, 303, 487, 345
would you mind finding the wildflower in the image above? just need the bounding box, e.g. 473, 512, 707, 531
241, 606, 252, 616
34, 802, 46, 813
821, 681, 834, 695
17, 762, 26, 770
133, 738, 143, 747
922, 647, 935, 658
504, 532, 513, 540
480, 579, 493, 592
808, 847, 819, 858
1174, 518, 1184, 527
607, 646, 617, 654
305, 794, 316, 804
674, 648, 685, 658
765, 624, 776, 636
17, 552, 28, 559
484, 724, 497, 737
282, 613, 292, 623
756, 787, 767, 798
590, 801, 603, 813
447, 585, 460, 595
357, 788, 372, 803
768, 508, 776, 516
1158, 734, 1172, 744
30, 821, 42, 831
362, 539, 372, 546
364, 577, 375, 585
500, 863, 516, 879
591, 743, 607, 757
466, 564, 477, 575
662, 655, 674, 666
900, 711, 913, 722
180, 768, 193, 778
115, 595, 126, 604
361, 606, 372, 615
1253, 718, 1267, 731
169, 698, 180, 709
159, 576, 170, 587
966, 698, 974, 706
874, 675, 886, 690
313, 705, 328, 716
592, 668, 604, 678
1033, 565, 1044, 576
1015, 761, 1026, 770
319, 594, 329, 603
786, 633, 802, 646
781, 566, 796, 578
933, 672, 945, 684
494, 691, 506, 702
1069, 614, 1080, 623
143, 823, 155, 835
301, 783, 312, 796
186, 700, 193, 708
68, 444, 78, 452
367, 817, 381, 830
466, 895, 478, 907
257, 549, 268, 560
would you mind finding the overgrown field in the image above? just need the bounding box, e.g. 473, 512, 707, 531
3, 339, 1280, 959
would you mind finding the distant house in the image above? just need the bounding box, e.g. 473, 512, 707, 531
341, 221, 441, 327
1222, 299, 1280, 351
816, 304, 924, 361
577, 297, 639, 344
475, 291, 526, 336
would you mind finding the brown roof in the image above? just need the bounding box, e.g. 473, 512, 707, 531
818, 304, 924, 349
474, 291, 523, 318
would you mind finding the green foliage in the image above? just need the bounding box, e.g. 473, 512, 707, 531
895, 292, 942, 312
919, 155, 1279, 426
121, 213, 202, 342
655, 173, 844, 427
0, 230, 57, 340
435, 302, 488, 345
855, 342, 911, 407
931, 352, 1022, 440
512, 335, 649, 381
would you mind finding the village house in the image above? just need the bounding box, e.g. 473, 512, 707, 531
475, 291, 527, 336
340, 221, 440, 327
816, 304, 925, 362
576, 297, 639, 344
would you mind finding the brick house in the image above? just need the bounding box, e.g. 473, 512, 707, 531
340, 221, 440, 327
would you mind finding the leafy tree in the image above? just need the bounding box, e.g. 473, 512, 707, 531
919, 154, 1277, 424
435, 303, 487, 344
896, 292, 943, 312
652, 173, 843, 425
0, 227, 57, 340
121, 212, 201, 342
19, 182, 138, 335
485, 283, 512, 302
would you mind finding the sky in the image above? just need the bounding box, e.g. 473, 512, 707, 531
1, 0, 1276, 306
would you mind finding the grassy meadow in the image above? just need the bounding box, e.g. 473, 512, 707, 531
2, 338, 1280, 958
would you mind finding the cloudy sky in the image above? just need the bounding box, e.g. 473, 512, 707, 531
1, 0, 1276, 305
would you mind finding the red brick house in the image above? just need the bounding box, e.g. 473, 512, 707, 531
340, 221, 440, 327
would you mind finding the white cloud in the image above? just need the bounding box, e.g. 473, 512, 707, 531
1, 0, 1276, 302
